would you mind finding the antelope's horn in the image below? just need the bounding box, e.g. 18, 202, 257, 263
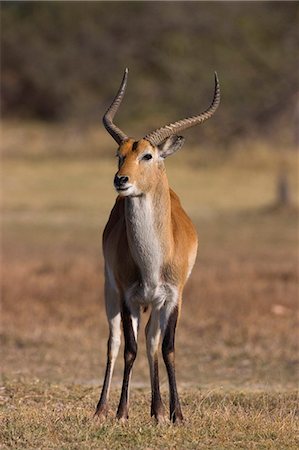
103, 68, 129, 145
144, 72, 220, 146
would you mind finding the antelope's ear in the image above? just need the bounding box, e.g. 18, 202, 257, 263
158, 135, 185, 159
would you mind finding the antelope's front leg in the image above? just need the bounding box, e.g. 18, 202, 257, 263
161, 302, 183, 423
116, 300, 140, 420
145, 306, 165, 422
95, 282, 121, 417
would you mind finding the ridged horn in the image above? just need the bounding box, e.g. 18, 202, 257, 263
144, 72, 220, 146
103, 68, 129, 145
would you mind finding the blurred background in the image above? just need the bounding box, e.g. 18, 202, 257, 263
1, 2, 298, 145
2, 1, 298, 395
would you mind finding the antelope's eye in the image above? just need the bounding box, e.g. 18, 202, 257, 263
142, 154, 152, 161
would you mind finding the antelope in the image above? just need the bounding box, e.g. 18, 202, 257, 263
95, 69, 220, 423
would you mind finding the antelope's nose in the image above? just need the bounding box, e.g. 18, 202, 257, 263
114, 174, 129, 189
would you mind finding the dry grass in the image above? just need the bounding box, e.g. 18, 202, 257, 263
1, 121, 299, 448
1, 381, 298, 450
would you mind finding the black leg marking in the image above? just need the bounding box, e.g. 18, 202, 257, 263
145, 310, 165, 422
116, 301, 138, 420
151, 355, 165, 420
95, 335, 112, 417
162, 305, 183, 423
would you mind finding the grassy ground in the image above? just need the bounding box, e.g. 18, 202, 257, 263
1, 122, 299, 448
1, 381, 298, 449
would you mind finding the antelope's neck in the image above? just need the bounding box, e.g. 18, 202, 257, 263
125, 178, 173, 287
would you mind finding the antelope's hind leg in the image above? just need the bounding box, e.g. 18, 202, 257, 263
95, 281, 121, 417
145, 306, 165, 422
161, 303, 183, 423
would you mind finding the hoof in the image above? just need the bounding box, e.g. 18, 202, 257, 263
116, 406, 129, 422
151, 402, 166, 424
154, 414, 167, 424
117, 415, 128, 423
170, 411, 184, 424
94, 403, 109, 420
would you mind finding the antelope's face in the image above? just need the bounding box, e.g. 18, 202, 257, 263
103, 68, 220, 195
114, 136, 185, 197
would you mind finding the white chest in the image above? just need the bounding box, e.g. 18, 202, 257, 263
125, 196, 162, 288
124, 195, 178, 307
